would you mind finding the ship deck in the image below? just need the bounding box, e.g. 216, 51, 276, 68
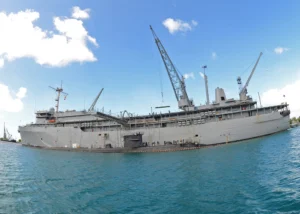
22, 103, 289, 128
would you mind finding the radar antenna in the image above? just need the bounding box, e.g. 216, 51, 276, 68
150, 25, 194, 110
49, 82, 68, 113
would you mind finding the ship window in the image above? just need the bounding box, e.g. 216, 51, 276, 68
221, 96, 225, 101
162, 123, 167, 128
195, 134, 198, 137
99, 134, 101, 136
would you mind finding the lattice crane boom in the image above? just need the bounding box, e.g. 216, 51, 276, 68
238, 52, 263, 100
241, 52, 263, 95
150, 25, 193, 110
88, 88, 104, 112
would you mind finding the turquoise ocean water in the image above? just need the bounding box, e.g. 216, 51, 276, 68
1, 128, 300, 213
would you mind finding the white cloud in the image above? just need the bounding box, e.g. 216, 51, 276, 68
0, 7, 98, 68
72, 6, 90, 20
183, 72, 195, 79
0, 58, 4, 68
87, 36, 98, 46
0, 84, 27, 112
191, 20, 198, 26
199, 72, 205, 79
212, 52, 217, 60
261, 80, 300, 117
162, 18, 197, 34
16, 87, 27, 99
274, 47, 288, 55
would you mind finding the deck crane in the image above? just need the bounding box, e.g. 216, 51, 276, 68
3, 123, 12, 141
88, 88, 104, 112
3, 122, 7, 140
150, 26, 194, 111
237, 52, 263, 101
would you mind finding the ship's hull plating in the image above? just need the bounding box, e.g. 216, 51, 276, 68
19, 112, 290, 149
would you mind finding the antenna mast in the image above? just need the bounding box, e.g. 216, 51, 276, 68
150, 25, 194, 110
49, 83, 68, 113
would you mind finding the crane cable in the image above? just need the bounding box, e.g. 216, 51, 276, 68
150, 36, 165, 104
159, 66, 164, 103
240, 59, 256, 78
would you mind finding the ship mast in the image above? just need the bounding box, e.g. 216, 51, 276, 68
49, 83, 68, 113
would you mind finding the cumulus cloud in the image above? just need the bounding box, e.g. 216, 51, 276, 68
183, 72, 195, 79
0, 58, 4, 68
162, 18, 198, 34
261, 80, 300, 116
191, 20, 198, 26
16, 87, 27, 99
72, 6, 90, 19
274, 47, 288, 55
0, 7, 98, 68
0, 84, 27, 112
212, 52, 217, 60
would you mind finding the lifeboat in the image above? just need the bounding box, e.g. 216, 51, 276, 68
48, 119, 56, 123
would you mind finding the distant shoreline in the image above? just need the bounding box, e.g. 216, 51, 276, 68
0, 140, 19, 144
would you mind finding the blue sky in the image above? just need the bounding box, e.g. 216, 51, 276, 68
1, 0, 300, 138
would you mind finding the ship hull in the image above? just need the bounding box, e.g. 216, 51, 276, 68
19, 112, 290, 150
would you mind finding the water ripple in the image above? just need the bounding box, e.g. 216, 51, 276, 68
1, 128, 300, 213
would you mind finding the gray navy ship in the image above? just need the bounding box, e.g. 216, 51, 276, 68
18, 26, 290, 152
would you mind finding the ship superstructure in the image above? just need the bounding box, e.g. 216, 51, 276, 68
18, 26, 290, 151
